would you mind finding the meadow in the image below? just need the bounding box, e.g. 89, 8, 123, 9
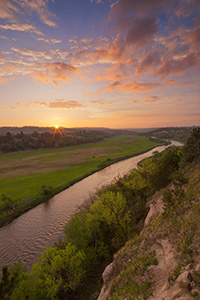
0, 135, 162, 226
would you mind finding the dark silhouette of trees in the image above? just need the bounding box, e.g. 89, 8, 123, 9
0, 130, 116, 154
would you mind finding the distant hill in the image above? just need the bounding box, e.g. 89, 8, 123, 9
144, 126, 195, 143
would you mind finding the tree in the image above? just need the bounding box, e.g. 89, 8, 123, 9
89, 191, 131, 248
182, 127, 200, 162
11, 244, 86, 300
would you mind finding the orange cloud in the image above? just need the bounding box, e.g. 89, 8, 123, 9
0, 0, 19, 21
0, 77, 7, 84
186, 25, 200, 50
129, 100, 139, 103
108, 80, 160, 92
155, 52, 200, 78
165, 96, 182, 103
143, 95, 160, 103
0, 23, 43, 35
0, 0, 56, 27
11, 99, 85, 109
135, 50, 161, 76
31, 62, 79, 86
95, 63, 129, 82
84, 89, 105, 96
37, 37, 62, 44
89, 100, 112, 105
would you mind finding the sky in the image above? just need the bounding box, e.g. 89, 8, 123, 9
0, 0, 199, 129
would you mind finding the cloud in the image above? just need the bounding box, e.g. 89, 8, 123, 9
109, 0, 171, 21
0, 0, 57, 27
95, 63, 129, 82
0, 35, 17, 41
143, 95, 160, 103
12, 47, 53, 60
31, 62, 79, 86
71, 35, 126, 67
163, 79, 178, 86
187, 26, 200, 49
0, 23, 43, 35
90, 0, 103, 3
165, 96, 182, 103
129, 100, 139, 103
155, 52, 200, 78
84, 89, 105, 96
0, 0, 19, 21
109, 80, 121, 89
108, 80, 160, 91
37, 37, 61, 44
11, 99, 85, 109
48, 100, 85, 109
89, 100, 112, 105
136, 50, 161, 76
175, 0, 200, 18
116, 16, 158, 47
0, 77, 7, 84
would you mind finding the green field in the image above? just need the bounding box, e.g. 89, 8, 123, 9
0, 135, 162, 226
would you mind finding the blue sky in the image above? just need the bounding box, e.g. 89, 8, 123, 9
0, 0, 199, 128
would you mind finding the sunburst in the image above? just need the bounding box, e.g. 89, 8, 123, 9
49, 125, 63, 136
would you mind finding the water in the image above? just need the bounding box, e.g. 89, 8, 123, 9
0, 142, 182, 272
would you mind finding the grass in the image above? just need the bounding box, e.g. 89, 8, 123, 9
0, 135, 162, 227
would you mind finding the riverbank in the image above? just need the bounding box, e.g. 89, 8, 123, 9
0, 141, 166, 228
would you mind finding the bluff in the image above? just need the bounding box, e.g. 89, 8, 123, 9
97, 155, 200, 300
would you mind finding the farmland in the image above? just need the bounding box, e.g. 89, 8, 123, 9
0, 135, 162, 226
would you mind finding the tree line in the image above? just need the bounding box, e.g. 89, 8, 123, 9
0, 130, 113, 154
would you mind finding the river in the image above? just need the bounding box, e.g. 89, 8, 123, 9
0, 141, 182, 273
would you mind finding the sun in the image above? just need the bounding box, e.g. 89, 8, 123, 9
49, 125, 63, 136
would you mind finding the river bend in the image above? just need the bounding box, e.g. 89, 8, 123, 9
0, 141, 182, 272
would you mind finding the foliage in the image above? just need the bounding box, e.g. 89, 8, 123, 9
0, 263, 25, 300
0, 129, 115, 154
89, 191, 131, 248
182, 127, 200, 162
42, 185, 53, 195
11, 244, 86, 300
0, 194, 14, 211
144, 126, 193, 143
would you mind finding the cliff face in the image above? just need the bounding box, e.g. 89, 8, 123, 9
97, 160, 200, 300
